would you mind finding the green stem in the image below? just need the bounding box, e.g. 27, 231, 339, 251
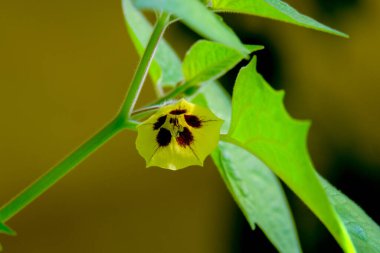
0, 116, 125, 222
150, 79, 197, 106
131, 104, 161, 117
119, 11, 170, 118
0, 11, 169, 224
130, 79, 200, 121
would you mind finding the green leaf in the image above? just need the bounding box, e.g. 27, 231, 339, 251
192, 82, 302, 253
153, 41, 262, 105
131, 0, 250, 55
209, 0, 348, 37
173, 41, 261, 104
0, 222, 16, 251
320, 176, 380, 253
122, 0, 183, 88
0, 222, 16, 236
227, 57, 355, 252
183, 40, 263, 83
214, 142, 302, 253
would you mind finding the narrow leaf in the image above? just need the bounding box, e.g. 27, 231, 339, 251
227, 57, 355, 252
210, 0, 348, 37
320, 176, 380, 253
0, 222, 16, 251
192, 82, 302, 253
0, 222, 16, 236
214, 142, 302, 253
131, 0, 249, 55
183, 40, 263, 83
122, 0, 183, 88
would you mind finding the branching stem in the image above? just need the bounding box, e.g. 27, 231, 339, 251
119, 12, 170, 118
0, 12, 170, 225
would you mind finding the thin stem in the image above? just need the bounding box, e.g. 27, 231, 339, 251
0, 10, 169, 226
131, 105, 161, 117
130, 82, 202, 122
0, 116, 125, 222
151, 79, 197, 106
118, 12, 170, 118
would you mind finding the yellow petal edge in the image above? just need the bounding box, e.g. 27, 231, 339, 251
136, 99, 223, 170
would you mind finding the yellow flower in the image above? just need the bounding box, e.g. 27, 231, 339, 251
136, 99, 223, 170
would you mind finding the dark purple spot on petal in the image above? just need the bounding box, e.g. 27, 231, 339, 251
170, 109, 187, 115
184, 115, 202, 128
176, 127, 193, 147
153, 115, 167, 130
156, 128, 171, 147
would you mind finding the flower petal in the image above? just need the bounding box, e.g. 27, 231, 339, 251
136, 99, 223, 170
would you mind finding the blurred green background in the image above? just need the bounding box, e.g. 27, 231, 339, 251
0, 0, 379, 252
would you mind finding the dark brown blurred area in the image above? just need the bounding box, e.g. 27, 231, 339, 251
0, 0, 379, 252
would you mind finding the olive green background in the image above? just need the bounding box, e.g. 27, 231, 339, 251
0, 0, 379, 252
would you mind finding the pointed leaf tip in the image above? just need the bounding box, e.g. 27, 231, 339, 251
182, 40, 263, 84
209, 0, 348, 37
228, 57, 356, 252
0, 223, 16, 236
